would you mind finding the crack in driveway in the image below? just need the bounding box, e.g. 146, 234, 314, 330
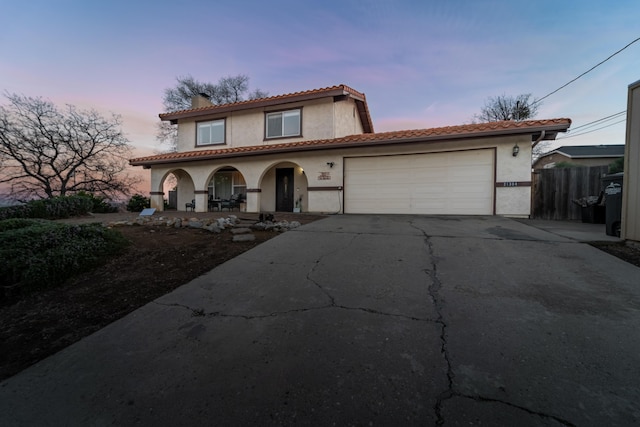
455, 393, 577, 426
411, 223, 454, 425
156, 224, 577, 425
155, 231, 435, 322
411, 222, 576, 426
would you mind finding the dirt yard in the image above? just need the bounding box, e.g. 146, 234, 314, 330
0, 211, 325, 381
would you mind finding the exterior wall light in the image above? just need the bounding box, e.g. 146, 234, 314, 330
512, 144, 520, 157
327, 161, 335, 168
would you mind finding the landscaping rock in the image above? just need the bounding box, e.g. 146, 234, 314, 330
230, 227, 252, 235
204, 224, 221, 233
232, 234, 256, 242
103, 214, 302, 235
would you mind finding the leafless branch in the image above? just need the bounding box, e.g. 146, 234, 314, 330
0, 93, 141, 201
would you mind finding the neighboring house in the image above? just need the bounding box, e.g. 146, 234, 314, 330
130, 84, 571, 217
533, 144, 625, 169
623, 80, 640, 242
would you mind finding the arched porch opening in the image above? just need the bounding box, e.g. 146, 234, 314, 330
206, 166, 247, 212
161, 172, 178, 210
155, 169, 195, 212
259, 162, 308, 212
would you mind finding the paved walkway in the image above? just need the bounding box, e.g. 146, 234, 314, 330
1, 215, 638, 426
517, 218, 622, 243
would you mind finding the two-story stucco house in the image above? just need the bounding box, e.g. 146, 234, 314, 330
130, 84, 571, 217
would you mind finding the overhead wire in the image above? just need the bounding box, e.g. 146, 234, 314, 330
564, 110, 627, 138
568, 110, 626, 132
557, 118, 626, 140
532, 36, 640, 106
533, 36, 639, 141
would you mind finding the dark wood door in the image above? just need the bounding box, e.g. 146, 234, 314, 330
276, 168, 294, 212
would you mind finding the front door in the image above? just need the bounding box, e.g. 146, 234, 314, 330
276, 168, 294, 212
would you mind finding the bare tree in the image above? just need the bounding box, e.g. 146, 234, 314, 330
476, 94, 539, 122
157, 74, 268, 151
0, 93, 141, 201
532, 141, 553, 163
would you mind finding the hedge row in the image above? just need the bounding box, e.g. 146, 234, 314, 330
0, 193, 117, 221
0, 219, 129, 294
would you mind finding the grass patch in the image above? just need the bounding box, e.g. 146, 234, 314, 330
0, 219, 129, 296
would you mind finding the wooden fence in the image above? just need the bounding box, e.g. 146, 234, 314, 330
532, 166, 608, 220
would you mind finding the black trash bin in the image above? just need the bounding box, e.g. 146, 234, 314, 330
602, 173, 624, 237
581, 204, 606, 224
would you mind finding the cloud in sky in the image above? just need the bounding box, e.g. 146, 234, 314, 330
1, 0, 638, 154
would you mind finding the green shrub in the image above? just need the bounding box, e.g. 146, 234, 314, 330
0, 204, 31, 221
609, 157, 624, 174
0, 218, 49, 233
0, 195, 94, 220
76, 191, 118, 213
0, 219, 129, 294
554, 161, 581, 168
126, 194, 150, 212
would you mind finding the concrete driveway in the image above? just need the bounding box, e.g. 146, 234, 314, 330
1, 215, 639, 426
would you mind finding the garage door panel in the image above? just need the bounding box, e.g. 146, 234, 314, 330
345, 150, 494, 215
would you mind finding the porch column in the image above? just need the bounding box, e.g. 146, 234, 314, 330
245, 188, 261, 213
195, 190, 208, 213
149, 192, 164, 211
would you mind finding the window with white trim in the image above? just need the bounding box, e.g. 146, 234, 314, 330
266, 109, 301, 139
197, 119, 225, 146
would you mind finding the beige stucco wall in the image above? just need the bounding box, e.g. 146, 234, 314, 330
148, 133, 536, 216
494, 135, 532, 217
176, 121, 196, 152
333, 98, 364, 137
623, 80, 640, 242
173, 97, 366, 152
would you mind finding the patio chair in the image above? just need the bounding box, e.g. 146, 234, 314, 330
186, 199, 195, 211
208, 196, 220, 212
220, 194, 241, 211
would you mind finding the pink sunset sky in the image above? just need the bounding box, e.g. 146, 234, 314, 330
1, 0, 639, 194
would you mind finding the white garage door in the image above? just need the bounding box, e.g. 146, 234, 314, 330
344, 150, 494, 215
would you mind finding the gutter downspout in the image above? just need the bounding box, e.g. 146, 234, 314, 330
532, 130, 546, 149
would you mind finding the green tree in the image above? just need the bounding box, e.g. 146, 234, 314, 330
608, 157, 624, 173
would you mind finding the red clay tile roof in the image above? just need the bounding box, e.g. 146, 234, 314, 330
159, 84, 374, 133
130, 118, 571, 167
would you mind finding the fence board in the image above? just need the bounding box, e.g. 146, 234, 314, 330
532, 166, 608, 220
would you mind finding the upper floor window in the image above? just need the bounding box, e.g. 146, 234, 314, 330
197, 119, 225, 146
266, 109, 301, 139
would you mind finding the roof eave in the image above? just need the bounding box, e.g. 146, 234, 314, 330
160, 87, 357, 123
130, 121, 570, 167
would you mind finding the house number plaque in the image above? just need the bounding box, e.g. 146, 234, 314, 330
496, 181, 531, 188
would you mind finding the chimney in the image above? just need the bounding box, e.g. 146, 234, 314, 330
191, 93, 213, 109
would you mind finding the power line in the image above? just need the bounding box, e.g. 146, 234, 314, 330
557, 118, 626, 140
569, 110, 626, 132
533, 36, 640, 105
